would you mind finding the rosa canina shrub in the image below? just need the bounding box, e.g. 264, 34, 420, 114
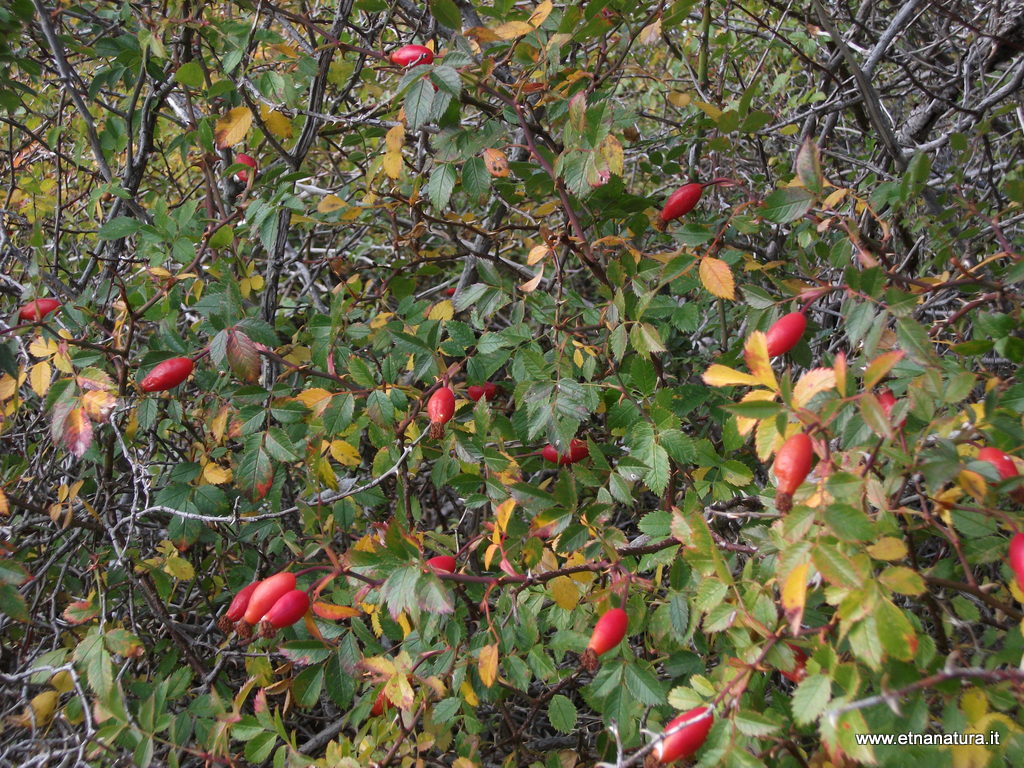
2, 2, 1024, 767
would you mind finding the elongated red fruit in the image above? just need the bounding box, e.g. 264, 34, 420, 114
259, 589, 309, 635
648, 706, 714, 765
18, 298, 61, 322
773, 432, 813, 512
467, 382, 499, 402
764, 312, 806, 357
427, 386, 456, 439
1009, 533, 1024, 593
140, 357, 194, 392
218, 581, 260, 632
658, 183, 703, 224
542, 439, 589, 465
389, 44, 433, 67
579, 607, 627, 671
235, 152, 256, 183
780, 643, 808, 684
426, 555, 456, 573
242, 572, 297, 625
979, 447, 1024, 504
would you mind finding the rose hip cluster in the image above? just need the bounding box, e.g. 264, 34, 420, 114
218, 571, 309, 639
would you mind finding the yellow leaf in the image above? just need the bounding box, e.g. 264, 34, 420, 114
312, 601, 360, 620
549, 575, 580, 610
369, 312, 394, 329
520, 266, 544, 292
694, 101, 722, 119
781, 562, 809, 636
318, 194, 346, 213
482, 147, 509, 178
383, 150, 403, 179
527, 244, 550, 265
735, 389, 777, 437
494, 498, 515, 535
600, 134, 624, 176
330, 440, 362, 467
214, 106, 252, 149
460, 680, 479, 707
478, 643, 499, 687
427, 300, 454, 321
385, 123, 405, 153
295, 388, 334, 415
743, 332, 777, 390
7, 690, 59, 728
29, 337, 55, 358
792, 368, 837, 409
30, 361, 51, 397
494, 20, 533, 39
699, 256, 735, 299
203, 462, 232, 484
210, 404, 229, 442
957, 470, 987, 503
82, 390, 116, 423
259, 105, 292, 138
0, 488, 8, 516
0, 374, 16, 400
702, 364, 761, 388
833, 350, 847, 397
164, 553, 195, 580
63, 408, 93, 457
667, 91, 691, 108
528, 0, 553, 27
866, 537, 908, 561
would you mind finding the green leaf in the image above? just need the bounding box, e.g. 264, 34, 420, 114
792, 674, 831, 725
174, 60, 204, 88
430, 0, 462, 29
264, 427, 302, 462
761, 187, 814, 223
98, 216, 140, 239
462, 156, 490, 201
427, 163, 456, 210
548, 694, 577, 733
237, 434, 275, 500
405, 78, 435, 130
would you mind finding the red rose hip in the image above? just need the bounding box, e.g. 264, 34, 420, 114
764, 312, 807, 357
140, 357, 195, 392
1009, 533, 1024, 594
658, 182, 703, 225
648, 706, 714, 765
467, 382, 499, 402
389, 44, 434, 67
427, 386, 455, 439
580, 607, 628, 671
259, 589, 309, 635
218, 581, 260, 632
426, 555, 456, 573
773, 432, 814, 512
542, 439, 589, 465
242, 572, 297, 625
234, 152, 257, 183
18, 298, 61, 322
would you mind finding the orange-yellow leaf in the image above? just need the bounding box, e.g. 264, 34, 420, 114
702, 364, 761, 388
527, 245, 550, 265
259, 105, 293, 138
478, 643, 499, 687
735, 389, 777, 437
82, 390, 116, 423
699, 256, 735, 299
863, 350, 905, 389
63, 408, 93, 457
215, 107, 252, 149
30, 361, 51, 397
743, 332, 777, 390
528, 0, 553, 27
792, 368, 837, 409
494, 20, 533, 39
520, 266, 543, 293
312, 601, 361, 620
482, 147, 509, 178
781, 562, 809, 636
833, 350, 847, 397
318, 194, 346, 213
295, 388, 334, 415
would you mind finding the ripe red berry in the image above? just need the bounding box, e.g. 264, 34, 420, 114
773, 432, 814, 512
389, 44, 433, 67
764, 312, 807, 357
467, 382, 499, 402
370, 689, 391, 716
426, 555, 456, 573
17, 298, 61, 322
218, 581, 259, 633
242, 572, 297, 625
579, 607, 627, 672
780, 644, 808, 684
650, 706, 714, 765
1009, 533, 1024, 593
259, 589, 309, 633
877, 388, 906, 428
427, 386, 456, 439
658, 182, 703, 224
542, 439, 589, 466
235, 152, 257, 183
979, 447, 1024, 504
139, 357, 195, 392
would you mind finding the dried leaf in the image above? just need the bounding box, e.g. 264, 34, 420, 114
82, 390, 116, 423
482, 147, 509, 177
520, 266, 544, 292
